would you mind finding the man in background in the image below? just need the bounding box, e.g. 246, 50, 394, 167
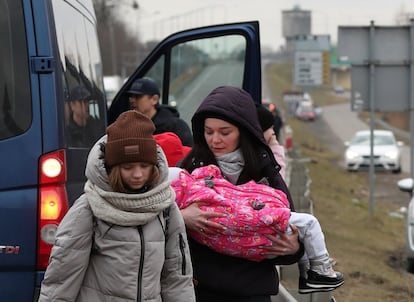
127, 77, 193, 147
65, 85, 100, 147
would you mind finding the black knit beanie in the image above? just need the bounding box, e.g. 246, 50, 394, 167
256, 105, 274, 131
105, 110, 157, 167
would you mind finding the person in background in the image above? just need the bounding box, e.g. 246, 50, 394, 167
65, 85, 101, 147
127, 77, 193, 146
39, 110, 195, 302
268, 103, 284, 142
256, 104, 286, 180
178, 85, 304, 302
154, 131, 192, 167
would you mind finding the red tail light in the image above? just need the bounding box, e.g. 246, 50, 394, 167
37, 150, 69, 270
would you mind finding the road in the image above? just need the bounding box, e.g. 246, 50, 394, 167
173, 61, 244, 125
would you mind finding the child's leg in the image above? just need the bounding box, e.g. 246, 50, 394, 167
289, 212, 328, 260
298, 254, 309, 278
289, 212, 344, 291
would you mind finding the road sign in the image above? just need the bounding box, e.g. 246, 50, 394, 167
338, 25, 411, 111
293, 35, 331, 87
351, 65, 410, 111
294, 51, 323, 86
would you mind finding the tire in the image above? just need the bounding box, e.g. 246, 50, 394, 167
392, 167, 402, 174
407, 258, 414, 273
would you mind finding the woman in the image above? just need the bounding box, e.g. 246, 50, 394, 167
39, 110, 195, 302
179, 86, 304, 302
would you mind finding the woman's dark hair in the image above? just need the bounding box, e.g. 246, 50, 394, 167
237, 128, 263, 183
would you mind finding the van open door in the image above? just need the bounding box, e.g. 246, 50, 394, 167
108, 21, 262, 125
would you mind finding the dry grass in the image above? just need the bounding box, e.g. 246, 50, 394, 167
266, 62, 414, 301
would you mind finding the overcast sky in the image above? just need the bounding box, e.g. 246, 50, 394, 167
121, 0, 414, 50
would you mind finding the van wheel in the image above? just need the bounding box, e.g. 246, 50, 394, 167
392, 167, 401, 174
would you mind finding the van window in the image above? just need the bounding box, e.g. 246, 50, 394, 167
146, 35, 246, 125
0, 0, 32, 140
52, 1, 106, 148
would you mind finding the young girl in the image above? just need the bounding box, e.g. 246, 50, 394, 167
39, 110, 195, 301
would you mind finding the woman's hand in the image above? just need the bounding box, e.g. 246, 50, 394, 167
180, 202, 226, 234
261, 224, 300, 256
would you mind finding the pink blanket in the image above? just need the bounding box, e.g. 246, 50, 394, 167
171, 165, 291, 261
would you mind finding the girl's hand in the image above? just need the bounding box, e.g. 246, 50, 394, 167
263, 127, 278, 146
180, 202, 226, 234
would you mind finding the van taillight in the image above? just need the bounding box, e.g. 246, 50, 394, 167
37, 150, 69, 270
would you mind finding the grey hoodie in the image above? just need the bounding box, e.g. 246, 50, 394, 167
39, 135, 195, 302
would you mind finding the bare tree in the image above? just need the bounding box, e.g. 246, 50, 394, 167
394, 4, 414, 25
93, 0, 146, 77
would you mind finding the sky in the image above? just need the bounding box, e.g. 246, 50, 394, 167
119, 0, 414, 51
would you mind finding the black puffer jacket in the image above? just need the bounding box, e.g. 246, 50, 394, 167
180, 86, 304, 297
152, 105, 193, 147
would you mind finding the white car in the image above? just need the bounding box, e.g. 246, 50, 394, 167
344, 130, 403, 173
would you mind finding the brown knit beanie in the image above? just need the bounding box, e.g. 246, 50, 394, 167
105, 110, 157, 167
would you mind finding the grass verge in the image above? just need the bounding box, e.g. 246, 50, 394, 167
266, 62, 414, 301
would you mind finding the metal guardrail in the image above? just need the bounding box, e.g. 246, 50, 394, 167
375, 119, 410, 140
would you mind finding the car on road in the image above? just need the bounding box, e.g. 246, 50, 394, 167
397, 178, 414, 273
344, 130, 403, 173
295, 101, 316, 121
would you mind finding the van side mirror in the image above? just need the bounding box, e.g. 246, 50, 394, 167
398, 178, 414, 197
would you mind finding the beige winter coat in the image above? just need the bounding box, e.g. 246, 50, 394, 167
39, 136, 195, 302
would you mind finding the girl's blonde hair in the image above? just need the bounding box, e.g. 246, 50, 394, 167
108, 164, 160, 193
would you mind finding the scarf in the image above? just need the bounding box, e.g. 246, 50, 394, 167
84, 180, 175, 226
216, 149, 244, 184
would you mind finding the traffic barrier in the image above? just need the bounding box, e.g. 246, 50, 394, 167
284, 125, 293, 150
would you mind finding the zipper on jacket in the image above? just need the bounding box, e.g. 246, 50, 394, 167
137, 226, 144, 302
179, 233, 187, 275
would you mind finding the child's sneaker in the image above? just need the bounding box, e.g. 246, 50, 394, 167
298, 276, 335, 294
306, 269, 345, 290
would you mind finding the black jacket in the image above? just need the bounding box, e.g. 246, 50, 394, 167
152, 105, 193, 147
181, 86, 304, 297
65, 117, 102, 148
